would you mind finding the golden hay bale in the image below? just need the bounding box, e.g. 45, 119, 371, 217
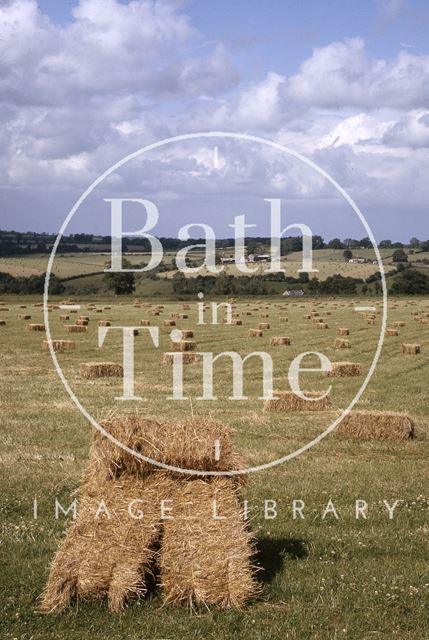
180, 329, 194, 339
43, 340, 75, 352
39, 471, 175, 613
140, 319, 151, 326
104, 306, 111, 310
172, 340, 196, 352
160, 477, 257, 608
59, 314, 69, 321
98, 320, 111, 327
258, 322, 270, 330
249, 329, 263, 337
80, 362, 124, 378
27, 323, 45, 331
337, 328, 349, 336
0, 307, 9, 311
327, 362, 362, 377
93, 415, 240, 476
181, 304, 190, 310
386, 328, 399, 336
163, 320, 176, 326
0, 320, 6, 326
179, 314, 188, 319
79, 315, 90, 321
64, 324, 87, 333
367, 319, 375, 325
18, 304, 27, 308
270, 336, 291, 346
232, 319, 242, 326
264, 391, 332, 412
401, 343, 421, 355
336, 411, 414, 441
95, 309, 103, 313
18, 314, 31, 320
420, 318, 428, 325
75, 319, 89, 326
162, 352, 197, 365
317, 322, 329, 329
335, 338, 350, 349
280, 316, 288, 322
394, 321, 405, 327
152, 311, 160, 316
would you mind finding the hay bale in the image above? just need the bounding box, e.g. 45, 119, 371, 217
394, 321, 405, 327
163, 320, 176, 326
140, 320, 151, 326
180, 330, 194, 339
43, 340, 75, 352
335, 338, 350, 349
402, 343, 421, 355
98, 320, 111, 327
172, 340, 196, 352
279, 316, 288, 322
0, 320, 6, 326
337, 328, 349, 336
317, 322, 329, 329
160, 477, 257, 608
179, 314, 188, 319
386, 328, 398, 336
336, 411, 414, 441
39, 471, 175, 613
79, 316, 90, 321
249, 329, 263, 337
59, 315, 69, 321
264, 391, 332, 412
232, 319, 242, 326
76, 319, 89, 326
80, 362, 123, 378
270, 336, 291, 346
327, 362, 362, 377
64, 324, 87, 333
18, 314, 31, 320
92, 415, 240, 476
258, 323, 270, 330
27, 323, 45, 331
163, 352, 197, 365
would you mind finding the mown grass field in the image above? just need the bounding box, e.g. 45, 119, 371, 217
0, 247, 395, 281
1, 293, 428, 639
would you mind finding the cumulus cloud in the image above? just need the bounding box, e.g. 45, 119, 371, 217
1, 2, 429, 237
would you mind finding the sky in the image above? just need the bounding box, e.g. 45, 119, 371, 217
1, 0, 429, 241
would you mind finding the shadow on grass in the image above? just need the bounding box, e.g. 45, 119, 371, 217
256, 537, 308, 584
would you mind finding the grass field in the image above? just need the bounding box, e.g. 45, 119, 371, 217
0, 248, 391, 282
1, 293, 429, 639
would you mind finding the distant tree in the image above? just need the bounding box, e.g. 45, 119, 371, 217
410, 237, 421, 249
390, 269, 429, 295
103, 258, 135, 294
360, 237, 372, 248
328, 238, 344, 249
343, 249, 353, 261
379, 240, 392, 248
392, 248, 408, 263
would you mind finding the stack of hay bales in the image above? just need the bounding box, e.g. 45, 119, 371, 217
43, 340, 75, 352
270, 337, 291, 346
249, 329, 263, 337
264, 391, 332, 412
64, 324, 87, 333
27, 323, 45, 332
328, 362, 362, 377
335, 338, 350, 349
39, 416, 258, 613
402, 343, 421, 355
336, 410, 414, 441
80, 362, 123, 378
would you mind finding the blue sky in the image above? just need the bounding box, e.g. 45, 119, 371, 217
1, 0, 429, 240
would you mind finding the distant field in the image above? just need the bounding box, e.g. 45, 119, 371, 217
1, 293, 429, 639
0, 249, 391, 282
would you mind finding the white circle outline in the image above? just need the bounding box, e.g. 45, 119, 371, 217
43, 131, 387, 477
